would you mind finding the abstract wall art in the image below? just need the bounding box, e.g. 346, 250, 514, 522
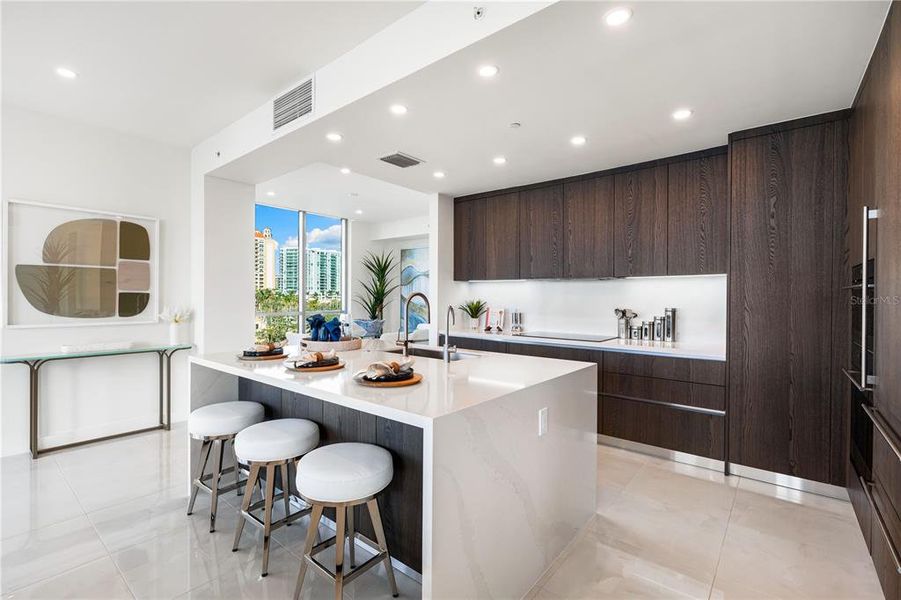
5, 200, 159, 327
399, 247, 429, 333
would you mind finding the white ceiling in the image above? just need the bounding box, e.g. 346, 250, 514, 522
256, 162, 430, 223
1, 1, 421, 147
213, 1, 889, 197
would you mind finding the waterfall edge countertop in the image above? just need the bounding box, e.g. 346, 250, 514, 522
441, 329, 727, 361
190, 344, 596, 428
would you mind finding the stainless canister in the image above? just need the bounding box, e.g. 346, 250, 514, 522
654, 317, 664, 341
664, 308, 676, 342
617, 317, 630, 339
630, 324, 642, 340
641, 320, 652, 340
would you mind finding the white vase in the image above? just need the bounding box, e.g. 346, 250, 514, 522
470, 316, 480, 331
169, 322, 185, 346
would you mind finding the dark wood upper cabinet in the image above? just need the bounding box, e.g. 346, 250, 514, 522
563, 176, 615, 278
667, 154, 728, 275
485, 192, 520, 280
728, 117, 847, 485
519, 185, 564, 278
614, 165, 668, 277
453, 199, 486, 281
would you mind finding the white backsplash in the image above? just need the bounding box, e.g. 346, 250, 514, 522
451, 275, 727, 346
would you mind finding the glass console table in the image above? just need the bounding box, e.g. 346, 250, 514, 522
1, 344, 192, 457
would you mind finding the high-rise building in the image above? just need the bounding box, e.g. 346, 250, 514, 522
253, 227, 278, 290
279, 245, 299, 293
305, 248, 341, 297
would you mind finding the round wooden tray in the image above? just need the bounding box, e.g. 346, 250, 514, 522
236, 352, 286, 362
301, 337, 363, 352
355, 372, 422, 388
284, 360, 345, 373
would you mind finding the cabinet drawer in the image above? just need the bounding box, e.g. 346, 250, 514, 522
871, 478, 901, 599
600, 395, 724, 459
874, 423, 901, 534
603, 351, 725, 386
602, 372, 725, 413
446, 335, 508, 353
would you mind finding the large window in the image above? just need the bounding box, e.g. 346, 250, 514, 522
254, 205, 346, 340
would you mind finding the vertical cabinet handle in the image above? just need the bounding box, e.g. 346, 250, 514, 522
857, 206, 879, 391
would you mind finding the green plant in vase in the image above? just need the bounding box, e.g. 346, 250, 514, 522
458, 299, 488, 331
354, 251, 399, 338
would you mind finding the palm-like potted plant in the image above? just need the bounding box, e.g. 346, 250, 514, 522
458, 299, 488, 331
355, 251, 399, 338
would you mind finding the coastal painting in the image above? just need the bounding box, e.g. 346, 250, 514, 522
6, 200, 158, 327
399, 247, 429, 333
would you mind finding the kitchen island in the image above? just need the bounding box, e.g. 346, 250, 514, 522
189, 344, 597, 599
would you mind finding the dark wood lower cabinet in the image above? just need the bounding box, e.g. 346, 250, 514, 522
445, 335, 508, 353
238, 378, 423, 572
599, 395, 725, 460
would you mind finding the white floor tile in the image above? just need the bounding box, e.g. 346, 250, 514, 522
1, 556, 132, 600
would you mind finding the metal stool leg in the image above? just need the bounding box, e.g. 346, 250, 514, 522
209, 439, 225, 532
261, 463, 276, 576
187, 439, 212, 515
368, 498, 399, 597
280, 461, 292, 524
232, 440, 243, 497
334, 505, 346, 600
293, 504, 323, 600
347, 506, 356, 568
232, 463, 261, 551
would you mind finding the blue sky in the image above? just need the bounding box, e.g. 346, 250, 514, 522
255, 205, 341, 250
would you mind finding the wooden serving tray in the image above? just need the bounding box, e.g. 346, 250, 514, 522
356, 373, 423, 388
236, 353, 285, 362
284, 360, 345, 373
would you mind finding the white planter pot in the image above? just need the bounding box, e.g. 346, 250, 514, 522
169, 322, 188, 346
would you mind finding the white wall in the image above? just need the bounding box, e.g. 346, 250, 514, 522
1, 105, 191, 456
448, 275, 727, 346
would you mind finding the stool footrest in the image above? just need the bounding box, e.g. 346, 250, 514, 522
307, 532, 388, 586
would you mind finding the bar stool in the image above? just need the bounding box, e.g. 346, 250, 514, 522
187, 401, 264, 532
293, 442, 399, 600
232, 418, 320, 576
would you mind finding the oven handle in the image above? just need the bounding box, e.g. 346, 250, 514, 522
860, 475, 901, 575
843, 368, 870, 394
862, 403, 901, 464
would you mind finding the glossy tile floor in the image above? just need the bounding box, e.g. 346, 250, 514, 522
1, 426, 883, 599
530, 445, 884, 600
0, 423, 420, 599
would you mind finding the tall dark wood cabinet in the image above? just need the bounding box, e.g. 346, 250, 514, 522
454, 199, 486, 281
563, 176, 615, 278
519, 185, 564, 278
847, 4, 901, 597
614, 165, 668, 277
728, 114, 848, 485
667, 153, 729, 275
485, 192, 520, 279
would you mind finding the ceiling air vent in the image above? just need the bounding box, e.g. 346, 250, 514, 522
273, 77, 313, 131
380, 152, 423, 168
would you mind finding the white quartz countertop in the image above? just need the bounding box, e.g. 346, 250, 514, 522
190, 343, 596, 428
441, 330, 727, 362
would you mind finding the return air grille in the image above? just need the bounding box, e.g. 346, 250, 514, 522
379, 152, 423, 168
273, 78, 313, 130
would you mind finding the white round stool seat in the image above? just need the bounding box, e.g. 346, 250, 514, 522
235, 419, 319, 463
189, 401, 264, 438
296, 443, 393, 503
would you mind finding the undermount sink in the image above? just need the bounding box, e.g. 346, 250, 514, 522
384, 346, 479, 361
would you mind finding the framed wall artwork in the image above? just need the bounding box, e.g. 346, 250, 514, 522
4, 199, 159, 328
399, 247, 429, 333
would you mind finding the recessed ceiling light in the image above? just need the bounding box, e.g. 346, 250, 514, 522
478, 65, 499, 78
570, 135, 587, 146
266, 191, 275, 197
340, 167, 351, 175
55, 66, 78, 79
389, 104, 408, 115
604, 7, 632, 27
355, 209, 363, 215
493, 156, 507, 165
433, 171, 446, 179
326, 132, 343, 142
672, 108, 694, 121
